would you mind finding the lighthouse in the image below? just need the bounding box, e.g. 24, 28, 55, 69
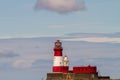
53, 40, 63, 72
47, 40, 110, 80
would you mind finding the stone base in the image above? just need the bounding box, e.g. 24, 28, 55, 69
46, 72, 109, 80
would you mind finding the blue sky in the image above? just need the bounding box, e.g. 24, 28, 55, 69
0, 0, 120, 36
0, 0, 120, 80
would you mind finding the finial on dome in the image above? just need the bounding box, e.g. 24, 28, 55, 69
56, 40, 60, 42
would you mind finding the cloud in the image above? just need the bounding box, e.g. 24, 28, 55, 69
12, 55, 51, 69
61, 37, 120, 43
0, 35, 59, 39
66, 32, 120, 37
12, 59, 33, 69
0, 50, 19, 58
35, 0, 85, 13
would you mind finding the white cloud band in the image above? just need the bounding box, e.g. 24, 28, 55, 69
62, 37, 120, 43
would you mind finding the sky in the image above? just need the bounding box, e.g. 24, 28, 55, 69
0, 0, 120, 37
0, 0, 120, 80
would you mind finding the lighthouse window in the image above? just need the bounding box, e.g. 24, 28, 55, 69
55, 43, 61, 47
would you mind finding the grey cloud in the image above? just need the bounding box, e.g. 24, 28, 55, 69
32, 59, 52, 68
34, 0, 85, 14
0, 50, 19, 58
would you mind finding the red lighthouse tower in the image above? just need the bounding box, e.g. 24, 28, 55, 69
53, 40, 63, 72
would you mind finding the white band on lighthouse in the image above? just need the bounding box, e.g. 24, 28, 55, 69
53, 56, 63, 66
